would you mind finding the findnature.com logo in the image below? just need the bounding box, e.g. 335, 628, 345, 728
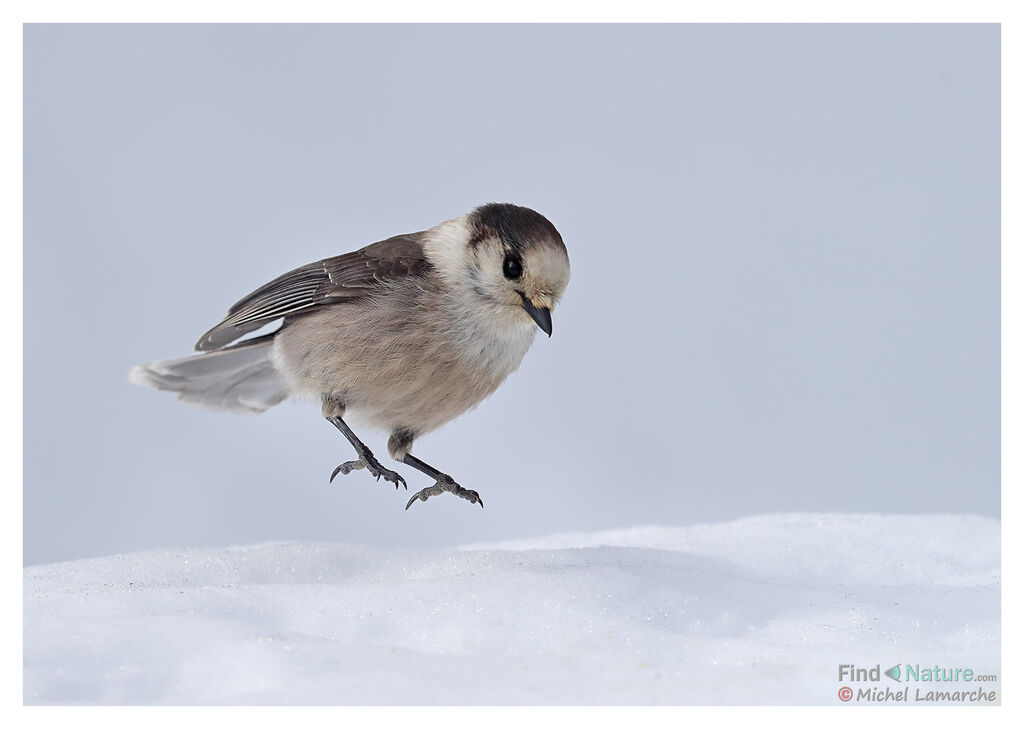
836, 663, 998, 704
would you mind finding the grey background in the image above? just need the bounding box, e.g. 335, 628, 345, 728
24, 24, 1000, 566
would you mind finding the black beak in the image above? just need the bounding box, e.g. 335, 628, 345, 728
518, 291, 553, 337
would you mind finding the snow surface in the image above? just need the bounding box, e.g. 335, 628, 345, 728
23, 513, 1000, 705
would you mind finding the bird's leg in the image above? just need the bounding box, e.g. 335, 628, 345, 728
400, 453, 483, 510
386, 430, 481, 509
326, 415, 407, 491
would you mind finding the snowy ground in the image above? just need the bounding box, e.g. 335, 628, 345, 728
23, 513, 1000, 705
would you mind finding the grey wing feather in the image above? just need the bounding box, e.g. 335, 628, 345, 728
195, 233, 430, 351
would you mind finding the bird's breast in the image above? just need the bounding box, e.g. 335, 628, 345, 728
272, 295, 537, 435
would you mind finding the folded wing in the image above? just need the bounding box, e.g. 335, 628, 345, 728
195, 233, 430, 351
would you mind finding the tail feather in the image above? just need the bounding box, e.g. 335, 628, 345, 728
130, 335, 287, 414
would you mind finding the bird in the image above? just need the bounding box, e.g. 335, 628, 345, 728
130, 203, 571, 509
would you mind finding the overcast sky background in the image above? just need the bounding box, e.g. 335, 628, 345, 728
24, 24, 999, 565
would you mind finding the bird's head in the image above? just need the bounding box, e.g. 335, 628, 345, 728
459, 203, 570, 337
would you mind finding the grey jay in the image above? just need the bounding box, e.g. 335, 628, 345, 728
131, 203, 570, 509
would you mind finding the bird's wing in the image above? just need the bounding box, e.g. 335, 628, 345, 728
195, 233, 430, 351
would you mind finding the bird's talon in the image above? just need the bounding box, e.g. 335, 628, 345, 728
330, 460, 363, 483
330, 453, 405, 491
403, 477, 482, 510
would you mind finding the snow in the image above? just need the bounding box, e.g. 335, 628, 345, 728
23, 513, 1000, 705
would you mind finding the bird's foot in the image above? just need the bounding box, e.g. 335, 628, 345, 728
405, 474, 483, 510
330, 446, 406, 490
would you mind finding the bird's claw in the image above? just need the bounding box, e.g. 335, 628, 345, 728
405, 474, 483, 510
330, 460, 362, 481
330, 452, 407, 490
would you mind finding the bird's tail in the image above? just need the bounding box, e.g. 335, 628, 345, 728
130, 334, 288, 414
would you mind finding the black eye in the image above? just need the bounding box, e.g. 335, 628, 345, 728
503, 255, 523, 280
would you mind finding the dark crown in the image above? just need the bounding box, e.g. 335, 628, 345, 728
469, 203, 565, 255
